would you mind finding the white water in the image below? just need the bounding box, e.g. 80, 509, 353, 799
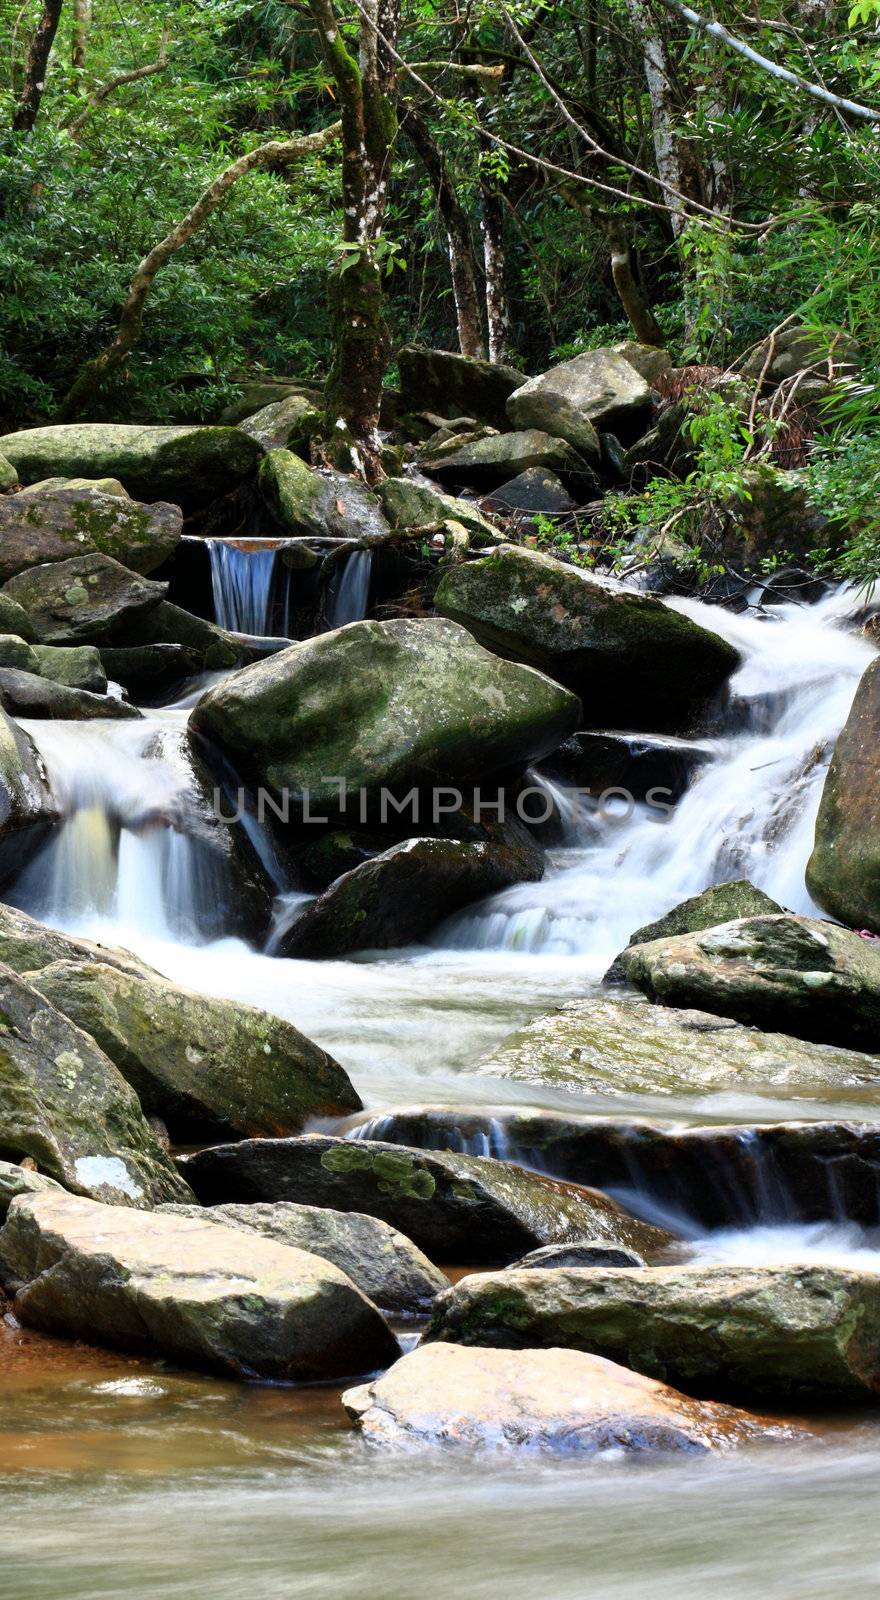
327, 550, 372, 628
208, 539, 281, 635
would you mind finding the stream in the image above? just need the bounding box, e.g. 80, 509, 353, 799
3, 581, 880, 1597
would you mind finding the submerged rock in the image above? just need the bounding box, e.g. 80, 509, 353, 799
0, 668, 141, 721
28, 959, 360, 1142
179, 1134, 669, 1265
0, 488, 180, 582
808, 656, 880, 933
427, 1263, 880, 1402
604, 879, 784, 982
398, 347, 525, 430
476, 995, 880, 1098
0, 424, 261, 508
0, 962, 190, 1206
507, 351, 653, 456
190, 617, 580, 817
620, 914, 880, 1050
0, 1191, 400, 1381
161, 1200, 447, 1315
342, 1343, 780, 1454
434, 545, 739, 731
2, 553, 166, 645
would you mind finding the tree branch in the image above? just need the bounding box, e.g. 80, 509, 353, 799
65, 22, 171, 138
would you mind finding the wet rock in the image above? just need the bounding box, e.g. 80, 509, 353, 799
179, 1134, 670, 1266
0, 1190, 400, 1381
378, 475, 501, 545
427, 1263, 880, 1403
484, 468, 576, 516
28, 958, 360, 1142
189, 617, 580, 818
278, 830, 543, 959
0, 488, 181, 583
0, 424, 262, 509
620, 913, 880, 1050
545, 729, 716, 802
238, 393, 322, 451
476, 995, 880, 1097
30, 644, 107, 693
98, 642, 207, 696
0, 1159, 64, 1218
0, 668, 141, 721
0, 962, 191, 1206
398, 347, 525, 430
808, 655, 880, 932
161, 1200, 447, 1315
511, 1241, 645, 1270
604, 879, 784, 982
2, 553, 166, 646
507, 351, 652, 456
0, 707, 60, 884
0, 901, 142, 975
434, 545, 739, 732
420, 430, 598, 491
342, 1342, 779, 1453
121, 599, 240, 669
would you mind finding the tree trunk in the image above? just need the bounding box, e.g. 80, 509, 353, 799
72, 0, 91, 69
401, 108, 484, 358
12, 0, 64, 133
58, 123, 341, 421
310, 0, 400, 479
625, 0, 706, 236
603, 218, 665, 345
480, 160, 513, 364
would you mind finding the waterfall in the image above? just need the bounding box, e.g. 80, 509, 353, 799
208, 539, 280, 636
440, 587, 876, 957
326, 551, 372, 628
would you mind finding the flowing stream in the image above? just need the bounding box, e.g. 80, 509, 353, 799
5, 583, 880, 1597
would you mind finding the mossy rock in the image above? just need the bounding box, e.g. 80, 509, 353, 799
604, 879, 784, 982
1, 552, 166, 645
0, 488, 180, 582
0, 424, 262, 509
378, 476, 501, 545
807, 655, 880, 932
30, 644, 107, 693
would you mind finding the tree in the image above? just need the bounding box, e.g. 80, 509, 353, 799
12, 0, 64, 133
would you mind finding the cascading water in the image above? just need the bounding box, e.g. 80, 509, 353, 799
208, 539, 281, 635
326, 550, 372, 628
442, 587, 876, 957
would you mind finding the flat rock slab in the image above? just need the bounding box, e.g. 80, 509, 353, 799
0, 1191, 400, 1382
161, 1201, 448, 1315
179, 1135, 670, 1266
427, 1263, 880, 1402
476, 996, 880, 1097
342, 1343, 789, 1454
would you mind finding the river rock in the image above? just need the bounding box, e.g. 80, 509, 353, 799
0, 488, 181, 583
161, 1200, 447, 1315
0, 451, 18, 490
278, 830, 543, 959
30, 644, 107, 692
1, 553, 166, 646
0, 424, 262, 508
0, 1159, 64, 1218
604, 879, 784, 982
0, 636, 39, 672
378, 475, 501, 545
119, 599, 240, 668
484, 468, 577, 516
179, 1135, 669, 1265
398, 348, 525, 430
807, 656, 880, 932
476, 995, 880, 1097
23, 474, 130, 498
238, 393, 322, 451
619, 913, 880, 1050
342, 1342, 779, 1454
98, 643, 208, 695
0, 901, 141, 975
419, 430, 598, 491
427, 1263, 880, 1402
259, 450, 389, 542
0, 962, 190, 1206
511, 1241, 645, 1270
0, 1191, 400, 1381
189, 617, 580, 817
506, 351, 653, 455
0, 668, 141, 722
545, 730, 716, 803
434, 545, 739, 731
0, 707, 59, 884
0, 592, 35, 642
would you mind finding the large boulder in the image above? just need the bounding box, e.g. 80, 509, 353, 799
0, 706, 59, 883
808, 656, 880, 932
0, 592, 35, 642
161, 1200, 447, 1315
180, 1134, 670, 1265
278, 829, 543, 959
189, 617, 580, 817
378, 475, 501, 546
27, 958, 360, 1142
506, 351, 653, 454
259, 451, 389, 542
0, 488, 180, 583
0, 668, 141, 721
484, 468, 577, 517
398, 347, 525, 430
0, 1190, 400, 1381
419, 429, 598, 490
619, 914, 880, 1051
427, 1263, 880, 1402
434, 545, 739, 731
343, 1343, 780, 1454
0, 962, 191, 1206
476, 995, 880, 1097
604, 879, 784, 982
1, 553, 166, 645
98, 643, 205, 697
0, 425, 262, 509
113, 600, 241, 670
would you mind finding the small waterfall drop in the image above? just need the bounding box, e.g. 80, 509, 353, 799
208, 539, 280, 635
326, 551, 372, 628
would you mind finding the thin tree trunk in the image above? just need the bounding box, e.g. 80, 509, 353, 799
603, 218, 665, 345
58, 122, 341, 421
625, 0, 706, 236
12, 0, 64, 133
480, 159, 513, 364
401, 108, 484, 358
72, 0, 91, 69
